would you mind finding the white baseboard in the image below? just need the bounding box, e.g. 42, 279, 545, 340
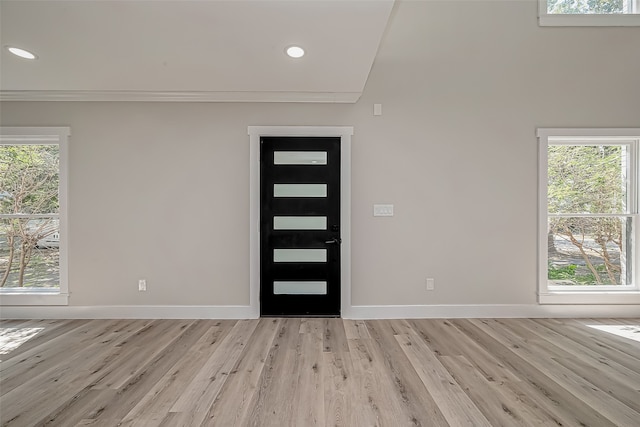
343, 304, 640, 319
0, 90, 360, 103
1, 304, 638, 320
0, 305, 258, 319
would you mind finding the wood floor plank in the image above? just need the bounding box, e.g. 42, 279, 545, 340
169, 319, 259, 414
415, 319, 583, 426
431, 320, 596, 427
1, 317, 639, 427
91, 319, 195, 390
411, 318, 523, 385
576, 318, 640, 345
409, 319, 466, 357
1, 353, 109, 425
506, 323, 640, 419
536, 318, 640, 374
395, 333, 492, 427
438, 354, 559, 426
519, 318, 640, 383
0, 320, 47, 357
300, 318, 324, 336
343, 320, 370, 340
116, 320, 232, 426
0, 319, 32, 330
156, 411, 201, 426
365, 320, 450, 426
347, 336, 399, 426
38, 389, 119, 427
322, 349, 357, 427
244, 318, 302, 426
85, 320, 236, 424
75, 418, 124, 426
292, 328, 326, 426
469, 319, 640, 426
0, 321, 161, 426
6, 321, 208, 426
565, 318, 640, 353
2, 319, 86, 351
508, 319, 640, 412
323, 318, 350, 353
200, 318, 281, 426
451, 319, 619, 427
0, 319, 142, 392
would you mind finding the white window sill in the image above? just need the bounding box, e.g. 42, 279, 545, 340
539, 291, 640, 305
539, 14, 640, 27
0, 292, 69, 306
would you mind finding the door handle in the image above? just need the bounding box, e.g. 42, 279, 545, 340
325, 237, 342, 245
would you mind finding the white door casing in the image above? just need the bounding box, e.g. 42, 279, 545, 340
248, 126, 353, 318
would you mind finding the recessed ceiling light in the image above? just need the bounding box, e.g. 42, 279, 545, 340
6, 46, 37, 60
285, 46, 305, 59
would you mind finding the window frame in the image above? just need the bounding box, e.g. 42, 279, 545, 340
539, 0, 640, 26
0, 127, 69, 306
538, 128, 640, 304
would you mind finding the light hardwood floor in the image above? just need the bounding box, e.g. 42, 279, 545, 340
1, 318, 639, 426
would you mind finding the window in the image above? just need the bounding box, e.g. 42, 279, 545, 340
0, 127, 69, 305
538, 129, 640, 304
539, 0, 640, 26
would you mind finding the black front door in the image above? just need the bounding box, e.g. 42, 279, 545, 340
260, 137, 341, 317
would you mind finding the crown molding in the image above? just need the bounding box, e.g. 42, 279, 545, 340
0, 90, 361, 103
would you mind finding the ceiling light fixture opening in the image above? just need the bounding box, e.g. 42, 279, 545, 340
286, 46, 305, 59
6, 46, 37, 60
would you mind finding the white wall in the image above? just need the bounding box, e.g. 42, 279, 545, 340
1, 1, 639, 310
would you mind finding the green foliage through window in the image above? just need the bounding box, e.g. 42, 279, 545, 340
547, 144, 631, 286
549, 263, 621, 285
547, 0, 629, 14
1, 144, 60, 288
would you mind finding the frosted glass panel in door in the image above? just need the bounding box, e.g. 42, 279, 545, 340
273, 216, 327, 230
273, 249, 327, 262
274, 151, 327, 165
273, 281, 327, 295
274, 184, 327, 198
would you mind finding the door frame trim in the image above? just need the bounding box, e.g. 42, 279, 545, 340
248, 126, 353, 318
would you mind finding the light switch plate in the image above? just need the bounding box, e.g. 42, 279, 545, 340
373, 204, 394, 216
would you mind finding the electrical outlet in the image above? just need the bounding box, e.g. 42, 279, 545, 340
138, 279, 147, 291
426, 278, 435, 291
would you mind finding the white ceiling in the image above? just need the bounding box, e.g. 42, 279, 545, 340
0, 0, 395, 103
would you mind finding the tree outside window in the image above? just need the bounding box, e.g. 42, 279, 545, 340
545, 140, 636, 288
0, 145, 60, 288
547, 0, 637, 14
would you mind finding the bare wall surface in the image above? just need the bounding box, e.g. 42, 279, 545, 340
1, 1, 639, 307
